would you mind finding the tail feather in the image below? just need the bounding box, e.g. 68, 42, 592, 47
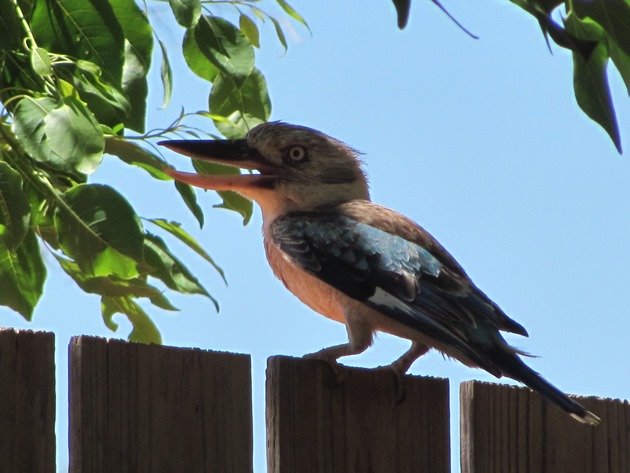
491, 349, 600, 425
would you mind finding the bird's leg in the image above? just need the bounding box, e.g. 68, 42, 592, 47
390, 341, 430, 375
302, 343, 354, 382
303, 313, 373, 383
383, 342, 430, 403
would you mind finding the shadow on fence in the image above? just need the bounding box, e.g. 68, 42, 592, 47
1, 329, 628, 473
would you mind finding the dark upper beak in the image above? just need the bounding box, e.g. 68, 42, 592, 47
158, 139, 278, 191
158, 139, 276, 173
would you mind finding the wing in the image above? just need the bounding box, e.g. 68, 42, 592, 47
270, 206, 526, 374
336, 200, 528, 337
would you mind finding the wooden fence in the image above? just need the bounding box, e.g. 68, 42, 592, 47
1, 328, 628, 473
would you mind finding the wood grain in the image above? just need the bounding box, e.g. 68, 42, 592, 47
460, 380, 629, 473
0, 329, 55, 473
266, 356, 450, 473
69, 336, 252, 473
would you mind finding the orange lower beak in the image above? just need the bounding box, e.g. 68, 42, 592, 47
165, 169, 276, 191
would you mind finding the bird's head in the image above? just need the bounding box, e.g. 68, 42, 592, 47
160, 122, 369, 220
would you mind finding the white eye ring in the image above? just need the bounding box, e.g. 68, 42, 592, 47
287, 145, 307, 162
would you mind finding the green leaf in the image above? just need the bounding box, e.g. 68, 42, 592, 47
566, 14, 622, 153
534, 0, 563, 12
250, 5, 266, 21
45, 97, 105, 174
509, 0, 548, 16
56, 255, 176, 310
101, 295, 162, 344
148, 218, 225, 282
169, 0, 201, 28
572, 0, 630, 94
0, 229, 46, 320
270, 16, 288, 51
104, 137, 170, 180
0, 2, 23, 51
110, 0, 154, 133
110, 0, 153, 62
144, 232, 219, 311
192, 159, 242, 178
146, 291, 179, 311
11, 96, 105, 174
239, 14, 260, 48
510, 1, 596, 56
54, 184, 144, 278
71, 60, 131, 130
120, 43, 149, 132
208, 69, 271, 139
572, 0, 630, 58
276, 0, 311, 32
30, 47, 53, 76
158, 39, 173, 108
510, 0, 562, 13
27, 189, 58, 249
214, 190, 253, 226
31, 0, 125, 86
0, 162, 31, 249
182, 28, 219, 82
11, 96, 56, 162
174, 180, 205, 227
57, 78, 75, 98
194, 16, 254, 79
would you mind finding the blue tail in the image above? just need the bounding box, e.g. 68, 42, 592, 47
491, 349, 600, 425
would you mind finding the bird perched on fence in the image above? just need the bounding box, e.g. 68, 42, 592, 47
160, 122, 599, 425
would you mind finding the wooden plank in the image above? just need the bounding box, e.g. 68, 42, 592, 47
69, 336, 252, 473
0, 329, 55, 473
266, 356, 450, 473
460, 380, 630, 473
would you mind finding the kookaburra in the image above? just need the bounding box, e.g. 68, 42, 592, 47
160, 122, 598, 424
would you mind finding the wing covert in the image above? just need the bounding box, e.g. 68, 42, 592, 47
271, 212, 442, 301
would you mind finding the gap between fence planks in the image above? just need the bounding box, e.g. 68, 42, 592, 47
266, 355, 450, 473
460, 380, 630, 473
68, 336, 252, 473
0, 329, 55, 473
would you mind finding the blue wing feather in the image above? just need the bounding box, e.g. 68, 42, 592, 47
270, 210, 527, 374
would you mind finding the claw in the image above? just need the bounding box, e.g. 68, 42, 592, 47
303, 352, 346, 385
377, 364, 407, 403
381, 342, 430, 404
392, 367, 406, 403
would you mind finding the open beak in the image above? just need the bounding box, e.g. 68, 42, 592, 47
158, 139, 278, 191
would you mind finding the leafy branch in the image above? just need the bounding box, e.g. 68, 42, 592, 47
392, 0, 629, 153
0, 0, 307, 341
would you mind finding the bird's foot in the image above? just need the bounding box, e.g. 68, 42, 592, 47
377, 363, 407, 404
379, 342, 428, 403
302, 352, 346, 385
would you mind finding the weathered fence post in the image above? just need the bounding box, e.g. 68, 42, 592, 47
0, 329, 55, 473
460, 380, 630, 473
266, 356, 450, 473
69, 336, 253, 473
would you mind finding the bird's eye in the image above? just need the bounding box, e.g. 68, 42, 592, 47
286, 145, 307, 163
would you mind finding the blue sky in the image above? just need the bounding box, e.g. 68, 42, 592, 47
3, 1, 629, 471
